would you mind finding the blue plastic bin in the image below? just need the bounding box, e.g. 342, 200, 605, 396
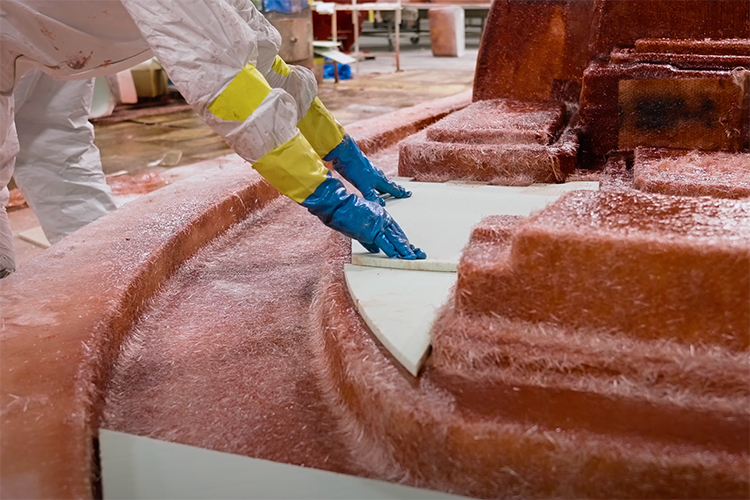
324, 64, 351, 80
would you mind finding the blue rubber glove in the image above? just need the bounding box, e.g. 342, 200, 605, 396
302, 175, 426, 260
324, 134, 411, 206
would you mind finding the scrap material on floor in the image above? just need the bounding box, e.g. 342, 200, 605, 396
18, 227, 50, 249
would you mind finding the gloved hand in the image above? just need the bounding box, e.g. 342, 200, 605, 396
302, 175, 426, 259
324, 134, 411, 206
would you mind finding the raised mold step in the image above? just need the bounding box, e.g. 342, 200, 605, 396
455, 189, 750, 351
634, 147, 750, 199
425, 99, 567, 145
634, 38, 750, 56
589, 1, 750, 59
465, 214, 524, 244
399, 99, 578, 185
610, 37, 750, 70
316, 232, 750, 499
430, 300, 749, 455
579, 62, 750, 155
610, 47, 750, 70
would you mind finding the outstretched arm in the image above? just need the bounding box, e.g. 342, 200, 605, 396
120, 0, 424, 259
298, 97, 412, 207
250, 46, 413, 207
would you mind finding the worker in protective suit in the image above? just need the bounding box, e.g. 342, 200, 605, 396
0, 68, 117, 278
0, 0, 425, 278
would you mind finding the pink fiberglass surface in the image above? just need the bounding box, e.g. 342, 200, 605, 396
102, 198, 364, 474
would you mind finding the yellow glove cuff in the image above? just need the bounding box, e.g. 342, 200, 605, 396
298, 97, 346, 158
271, 55, 291, 77
253, 133, 329, 203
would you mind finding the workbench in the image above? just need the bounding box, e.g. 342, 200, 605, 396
314, 1, 490, 75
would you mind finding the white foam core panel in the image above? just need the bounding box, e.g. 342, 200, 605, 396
100, 429, 468, 499
347, 180, 599, 374
352, 180, 600, 272
344, 264, 456, 375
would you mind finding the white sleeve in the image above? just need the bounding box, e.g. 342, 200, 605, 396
0, 94, 19, 273
120, 0, 301, 162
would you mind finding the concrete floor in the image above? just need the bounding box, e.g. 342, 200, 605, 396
7, 26, 480, 269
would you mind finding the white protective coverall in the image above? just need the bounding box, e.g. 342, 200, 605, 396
12, 69, 117, 243
0, 0, 323, 275
0, 0, 423, 276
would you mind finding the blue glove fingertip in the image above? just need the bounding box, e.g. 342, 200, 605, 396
376, 180, 412, 200
391, 183, 411, 198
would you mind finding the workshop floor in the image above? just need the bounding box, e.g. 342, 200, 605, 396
7, 28, 479, 269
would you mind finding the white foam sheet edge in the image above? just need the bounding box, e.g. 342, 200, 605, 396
352, 180, 600, 271
100, 429, 469, 499
344, 264, 456, 376
18, 226, 50, 249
